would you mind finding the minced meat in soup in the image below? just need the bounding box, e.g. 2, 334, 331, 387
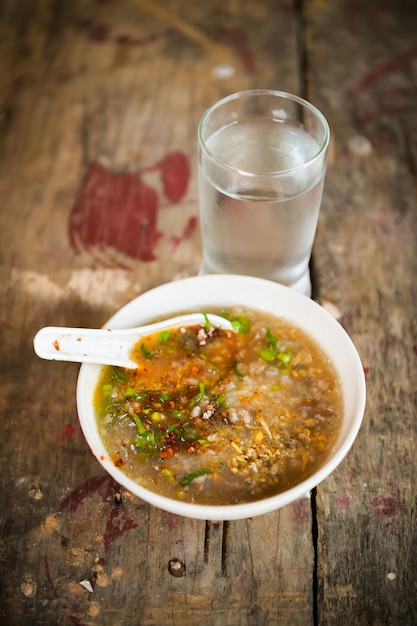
94, 307, 343, 505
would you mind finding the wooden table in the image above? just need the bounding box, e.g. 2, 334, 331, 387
1, 1, 416, 624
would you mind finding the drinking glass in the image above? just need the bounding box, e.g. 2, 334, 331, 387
198, 89, 330, 296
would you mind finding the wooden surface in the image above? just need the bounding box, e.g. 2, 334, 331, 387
0, 0, 416, 624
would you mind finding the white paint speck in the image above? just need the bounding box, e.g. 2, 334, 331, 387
387, 572, 396, 581
348, 135, 372, 156
67, 269, 131, 306
11, 269, 63, 300
213, 63, 235, 78
79, 580, 94, 593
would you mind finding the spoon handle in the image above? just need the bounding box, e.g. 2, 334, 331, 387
33, 313, 233, 368
33, 326, 137, 368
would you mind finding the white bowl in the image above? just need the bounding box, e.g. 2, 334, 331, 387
76, 275, 366, 521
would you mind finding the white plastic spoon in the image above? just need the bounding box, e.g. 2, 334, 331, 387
33, 314, 234, 369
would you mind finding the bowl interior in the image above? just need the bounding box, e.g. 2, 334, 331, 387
77, 274, 366, 520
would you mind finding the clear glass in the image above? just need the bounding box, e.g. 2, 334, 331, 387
198, 89, 330, 296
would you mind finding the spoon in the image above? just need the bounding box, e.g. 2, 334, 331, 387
33, 313, 234, 369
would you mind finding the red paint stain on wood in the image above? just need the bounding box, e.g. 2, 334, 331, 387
81, 18, 172, 48
346, 45, 417, 97
289, 498, 310, 525
59, 474, 119, 512
88, 569, 98, 592
385, 478, 397, 492
115, 28, 173, 47
68, 161, 162, 263
336, 495, 350, 511
400, 450, 410, 467
161, 509, 178, 529
141, 151, 190, 203
279, 0, 293, 13
171, 215, 198, 251
58, 423, 75, 441
218, 26, 255, 74
69, 152, 190, 265
103, 505, 138, 553
44, 554, 60, 599
59, 475, 139, 556
358, 102, 415, 125
160, 152, 191, 202
58, 420, 84, 442
90, 22, 110, 43
371, 495, 401, 517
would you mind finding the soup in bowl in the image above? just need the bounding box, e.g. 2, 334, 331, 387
76, 275, 366, 520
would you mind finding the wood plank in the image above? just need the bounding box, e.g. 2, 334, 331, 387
305, 0, 417, 623
0, 1, 316, 624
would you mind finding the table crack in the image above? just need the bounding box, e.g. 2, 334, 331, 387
311, 487, 319, 626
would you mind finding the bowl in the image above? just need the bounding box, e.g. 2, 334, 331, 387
76, 274, 366, 521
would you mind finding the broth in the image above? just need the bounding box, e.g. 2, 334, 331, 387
94, 307, 343, 505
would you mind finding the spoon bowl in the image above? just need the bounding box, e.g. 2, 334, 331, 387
33, 313, 234, 368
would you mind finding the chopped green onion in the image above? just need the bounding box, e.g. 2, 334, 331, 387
139, 342, 154, 359
180, 467, 213, 486
113, 368, 128, 383
180, 426, 201, 441
132, 414, 146, 434
266, 328, 278, 346
159, 330, 170, 342
190, 382, 205, 406
203, 312, 211, 330
134, 430, 160, 453
260, 348, 276, 362
233, 361, 244, 379
231, 316, 250, 333
277, 352, 292, 365
101, 383, 113, 397
260, 328, 292, 366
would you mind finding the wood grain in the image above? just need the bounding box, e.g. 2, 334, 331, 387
306, 1, 417, 624
0, 0, 416, 624
0, 1, 314, 624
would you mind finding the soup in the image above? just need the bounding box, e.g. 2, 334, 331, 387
94, 307, 343, 505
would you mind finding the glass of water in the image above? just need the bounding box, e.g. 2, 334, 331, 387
197, 90, 330, 296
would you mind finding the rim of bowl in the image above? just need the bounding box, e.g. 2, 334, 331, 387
76, 274, 366, 521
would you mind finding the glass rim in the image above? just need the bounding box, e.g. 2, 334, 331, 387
198, 89, 330, 178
